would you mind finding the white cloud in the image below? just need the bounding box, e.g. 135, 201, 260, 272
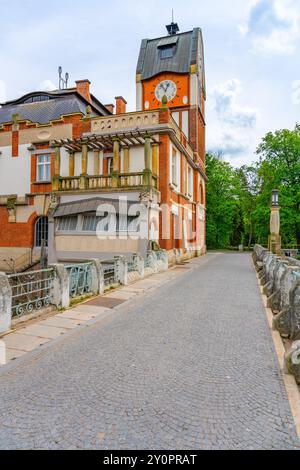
39, 80, 56, 91
212, 79, 259, 128
0, 80, 7, 103
240, 0, 300, 54
207, 78, 260, 163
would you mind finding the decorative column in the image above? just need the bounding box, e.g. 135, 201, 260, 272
79, 139, 88, 190
69, 151, 75, 177
52, 144, 61, 191
123, 147, 130, 173
268, 189, 281, 255
143, 134, 152, 187
112, 138, 120, 188
81, 140, 88, 175
93, 150, 100, 175
152, 143, 159, 176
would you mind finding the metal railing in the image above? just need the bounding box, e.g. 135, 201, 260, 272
8, 268, 55, 318
65, 263, 93, 298
127, 260, 136, 273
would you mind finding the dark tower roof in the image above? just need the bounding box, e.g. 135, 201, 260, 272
136, 27, 206, 92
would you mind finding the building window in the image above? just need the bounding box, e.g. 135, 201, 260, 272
35, 216, 48, 247
160, 46, 175, 59
172, 148, 178, 186
82, 215, 106, 232
82, 213, 139, 233
37, 154, 51, 182
58, 216, 78, 231
24, 95, 50, 103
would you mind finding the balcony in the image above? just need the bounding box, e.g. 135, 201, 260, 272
55, 172, 158, 192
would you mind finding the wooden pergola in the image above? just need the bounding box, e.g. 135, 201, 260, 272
52, 130, 159, 153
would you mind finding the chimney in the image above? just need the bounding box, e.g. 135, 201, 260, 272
115, 96, 127, 114
76, 79, 91, 103
105, 103, 115, 114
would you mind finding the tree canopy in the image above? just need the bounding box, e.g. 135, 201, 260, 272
206, 125, 300, 249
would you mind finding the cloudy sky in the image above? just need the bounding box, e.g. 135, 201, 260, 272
0, 0, 299, 167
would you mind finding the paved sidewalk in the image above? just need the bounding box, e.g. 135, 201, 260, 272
1, 265, 186, 363
0, 253, 299, 450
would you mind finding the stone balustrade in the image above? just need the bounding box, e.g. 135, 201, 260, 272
253, 244, 300, 384
91, 111, 160, 133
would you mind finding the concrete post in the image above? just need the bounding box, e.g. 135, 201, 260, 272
147, 251, 159, 273
158, 250, 169, 271
114, 256, 128, 286
90, 259, 105, 296
0, 272, 12, 334
49, 264, 70, 309
133, 253, 145, 278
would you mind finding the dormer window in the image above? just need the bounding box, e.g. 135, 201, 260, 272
160, 45, 175, 59
24, 95, 50, 104
157, 36, 178, 60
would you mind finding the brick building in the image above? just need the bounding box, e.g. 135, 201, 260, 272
0, 23, 206, 271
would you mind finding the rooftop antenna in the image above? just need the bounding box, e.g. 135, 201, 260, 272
166, 9, 179, 35
58, 66, 69, 90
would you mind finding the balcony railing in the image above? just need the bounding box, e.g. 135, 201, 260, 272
55, 172, 158, 192
91, 110, 160, 133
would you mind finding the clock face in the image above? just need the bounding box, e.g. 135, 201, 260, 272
155, 80, 177, 102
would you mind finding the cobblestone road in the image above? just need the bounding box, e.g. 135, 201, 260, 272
0, 253, 299, 450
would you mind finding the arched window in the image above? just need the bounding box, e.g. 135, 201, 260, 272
35, 217, 49, 247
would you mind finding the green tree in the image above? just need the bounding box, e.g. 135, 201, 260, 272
255, 125, 300, 246
205, 153, 241, 248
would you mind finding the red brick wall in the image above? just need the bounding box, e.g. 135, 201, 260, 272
0, 209, 36, 247
12, 131, 19, 157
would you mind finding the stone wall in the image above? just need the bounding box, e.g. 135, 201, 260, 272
253, 245, 300, 384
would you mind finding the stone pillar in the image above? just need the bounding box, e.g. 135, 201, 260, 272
90, 259, 105, 296
133, 253, 145, 278
152, 143, 159, 176
113, 138, 120, 173
143, 134, 152, 187
69, 151, 75, 177
123, 147, 130, 173
157, 250, 169, 271
49, 264, 70, 309
0, 272, 12, 334
147, 251, 159, 273
54, 145, 61, 176
52, 145, 61, 191
269, 205, 281, 255
114, 256, 128, 286
94, 150, 100, 175
81, 140, 88, 175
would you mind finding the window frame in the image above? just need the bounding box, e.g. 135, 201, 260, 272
36, 154, 51, 182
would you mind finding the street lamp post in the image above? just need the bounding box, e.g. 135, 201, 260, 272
268, 189, 281, 255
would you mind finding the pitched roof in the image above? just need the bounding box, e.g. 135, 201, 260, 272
0, 89, 111, 125
136, 28, 205, 83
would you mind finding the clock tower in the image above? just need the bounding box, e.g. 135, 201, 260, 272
136, 24, 206, 161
